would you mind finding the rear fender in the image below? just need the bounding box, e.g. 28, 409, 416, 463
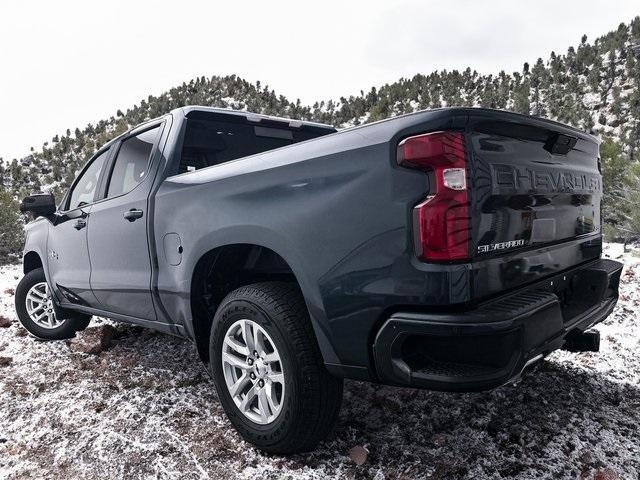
178, 225, 343, 367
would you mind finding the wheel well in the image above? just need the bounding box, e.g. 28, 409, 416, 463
23, 251, 43, 274
191, 244, 299, 363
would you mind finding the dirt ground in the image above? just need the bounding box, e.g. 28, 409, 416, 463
0, 244, 638, 479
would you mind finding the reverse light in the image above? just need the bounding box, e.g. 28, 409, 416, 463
442, 168, 466, 190
397, 131, 471, 262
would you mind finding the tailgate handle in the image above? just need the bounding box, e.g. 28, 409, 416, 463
544, 133, 577, 155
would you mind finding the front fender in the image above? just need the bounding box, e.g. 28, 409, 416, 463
22, 218, 49, 276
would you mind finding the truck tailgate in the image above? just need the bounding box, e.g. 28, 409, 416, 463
466, 115, 602, 301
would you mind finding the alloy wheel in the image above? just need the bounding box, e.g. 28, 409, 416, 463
25, 282, 63, 329
221, 319, 285, 424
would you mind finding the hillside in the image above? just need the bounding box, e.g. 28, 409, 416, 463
0, 17, 639, 259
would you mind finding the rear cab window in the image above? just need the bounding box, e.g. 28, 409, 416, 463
106, 126, 160, 198
176, 111, 335, 175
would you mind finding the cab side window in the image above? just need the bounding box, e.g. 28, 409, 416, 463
67, 149, 110, 210
107, 126, 160, 198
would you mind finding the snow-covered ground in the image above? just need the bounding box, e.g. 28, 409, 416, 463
0, 244, 638, 479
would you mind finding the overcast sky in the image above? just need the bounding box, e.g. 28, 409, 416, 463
0, 0, 638, 161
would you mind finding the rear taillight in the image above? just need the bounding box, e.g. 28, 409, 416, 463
397, 131, 470, 262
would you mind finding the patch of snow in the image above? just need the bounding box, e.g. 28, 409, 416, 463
0, 245, 639, 478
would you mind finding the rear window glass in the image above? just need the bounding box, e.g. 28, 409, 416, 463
107, 126, 159, 197
178, 115, 332, 174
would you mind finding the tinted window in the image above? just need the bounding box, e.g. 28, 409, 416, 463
107, 126, 159, 197
67, 149, 109, 210
178, 117, 327, 174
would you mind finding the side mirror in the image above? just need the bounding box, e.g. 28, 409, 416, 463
20, 193, 56, 218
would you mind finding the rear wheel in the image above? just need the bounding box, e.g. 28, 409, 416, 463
15, 268, 91, 340
209, 282, 343, 453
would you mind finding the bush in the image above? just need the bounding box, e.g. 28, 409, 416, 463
0, 187, 24, 264
619, 164, 640, 243
599, 137, 628, 234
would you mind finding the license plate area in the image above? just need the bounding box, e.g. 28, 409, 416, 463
536, 260, 621, 323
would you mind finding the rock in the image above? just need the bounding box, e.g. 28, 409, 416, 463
0, 315, 12, 328
69, 325, 116, 354
14, 328, 27, 337
593, 468, 618, 480
0, 356, 13, 367
4, 288, 15, 296
349, 445, 369, 466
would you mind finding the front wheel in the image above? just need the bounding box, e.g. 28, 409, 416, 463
15, 268, 91, 340
209, 282, 343, 454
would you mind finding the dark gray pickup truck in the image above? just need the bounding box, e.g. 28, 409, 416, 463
16, 106, 622, 453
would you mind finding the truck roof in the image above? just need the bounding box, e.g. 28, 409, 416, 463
110, 106, 597, 154
102, 106, 336, 151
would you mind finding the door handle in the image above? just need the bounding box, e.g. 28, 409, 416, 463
73, 219, 87, 230
123, 209, 144, 222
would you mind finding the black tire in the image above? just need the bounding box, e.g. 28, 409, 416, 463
15, 268, 91, 340
209, 282, 343, 454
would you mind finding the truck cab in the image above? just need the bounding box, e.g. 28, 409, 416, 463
21, 108, 335, 332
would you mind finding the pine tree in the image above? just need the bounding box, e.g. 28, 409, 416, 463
619, 163, 640, 243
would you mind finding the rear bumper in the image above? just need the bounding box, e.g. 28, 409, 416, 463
372, 258, 622, 392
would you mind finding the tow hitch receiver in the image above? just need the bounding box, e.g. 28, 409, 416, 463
562, 330, 600, 353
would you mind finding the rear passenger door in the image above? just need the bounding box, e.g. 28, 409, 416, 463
87, 123, 163, 320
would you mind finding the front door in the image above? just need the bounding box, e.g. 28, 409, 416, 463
47, 149, 110, 306
87, 124, 162, 320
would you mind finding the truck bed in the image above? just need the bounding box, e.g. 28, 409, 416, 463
154, 107, 604, 377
